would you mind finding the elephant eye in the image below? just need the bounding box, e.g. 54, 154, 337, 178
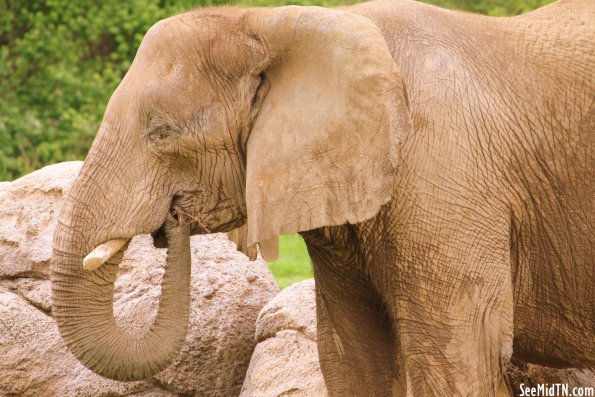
147, 126, 177, 153
250, 73, 268, 115
149, 128, 169, 141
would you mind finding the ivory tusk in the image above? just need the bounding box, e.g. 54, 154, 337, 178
83, 238, 129, 271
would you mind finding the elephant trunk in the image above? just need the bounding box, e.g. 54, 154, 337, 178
51, 212, 191, 381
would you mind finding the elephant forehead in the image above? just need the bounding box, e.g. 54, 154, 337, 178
140, 70, 215, 112
139, 10, 257, 73
109, 49, 220, 123
106, 72, 213, 124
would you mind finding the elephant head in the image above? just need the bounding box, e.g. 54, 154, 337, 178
51, 6, 412, 381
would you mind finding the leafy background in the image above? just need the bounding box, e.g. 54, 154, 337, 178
0, 0, 553, 287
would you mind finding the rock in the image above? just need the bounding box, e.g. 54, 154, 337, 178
241, 330, 327, 397
0, 290, 155, 397
126, 390, 178, 397
0, 278, 52, 313
241, 279, 327, 397
506, 358, 595, 397
0, 162, 279, 396
0, 161, 82, 279
525, 364, 595, 389
255, 278, 317, 343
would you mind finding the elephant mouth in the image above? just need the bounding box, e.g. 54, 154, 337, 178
84, 206, 182, 271
151, 209, 243, 246
151, 225, 169, 249
151, 205, 203, 249
84, 198, 245, 271
152, 197, 245, 244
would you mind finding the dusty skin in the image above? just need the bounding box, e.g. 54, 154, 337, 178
51, 0, 594, 395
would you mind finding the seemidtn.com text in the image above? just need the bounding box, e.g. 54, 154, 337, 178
519, 383, 595, 397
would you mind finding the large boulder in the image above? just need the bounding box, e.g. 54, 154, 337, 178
240, 279, 327, 397
0, 162, 279, 396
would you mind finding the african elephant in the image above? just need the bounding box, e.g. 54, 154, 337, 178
51, 0, 594, 395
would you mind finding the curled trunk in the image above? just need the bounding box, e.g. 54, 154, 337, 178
51, 214, 191, 381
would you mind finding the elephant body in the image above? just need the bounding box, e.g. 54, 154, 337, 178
50, 0, 593, 396
301, 1, 593, 395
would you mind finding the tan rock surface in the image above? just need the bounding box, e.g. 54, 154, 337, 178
0, 161, 81, 279
0, 162, 279, 396
255, 278, 318, 343
0, 278, 52, 313
0, 290, 157, 397
506, 359, 595, 397
525, 365, 594, 389
241, 279, 327, 397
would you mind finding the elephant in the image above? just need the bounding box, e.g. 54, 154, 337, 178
50, 0, 594, 395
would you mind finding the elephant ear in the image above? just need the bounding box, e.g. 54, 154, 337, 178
227, 225, 258, 260
227, 225, 278, 262
245, 7, 412, 248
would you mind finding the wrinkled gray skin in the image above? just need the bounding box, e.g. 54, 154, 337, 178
51, 0, 594, 395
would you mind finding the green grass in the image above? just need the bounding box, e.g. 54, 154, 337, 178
267, 234, 313, 289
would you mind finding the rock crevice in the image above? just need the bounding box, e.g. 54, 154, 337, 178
241, 279, 328, 397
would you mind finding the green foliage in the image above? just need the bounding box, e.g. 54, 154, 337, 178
0, 0, 222, 180
422, 0, 553, 16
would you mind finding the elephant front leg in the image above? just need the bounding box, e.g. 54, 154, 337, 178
387, 246, 514, 396
304, 228, 398, 397
315, 284, 397, 396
